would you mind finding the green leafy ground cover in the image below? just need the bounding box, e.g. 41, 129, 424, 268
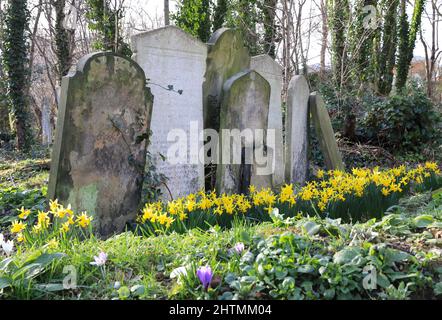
0, 157, 441, 300
0, 190, 440, 300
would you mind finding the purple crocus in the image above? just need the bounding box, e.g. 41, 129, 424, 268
197, 266, 213, 290
233, 242, 245, 255
90, 251, 107, 266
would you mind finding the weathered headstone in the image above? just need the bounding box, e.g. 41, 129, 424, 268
41, 97, 52, 146
251, 55, 284, 189
132, 26, 207, 200
203, 28, 251, 133
285, 75, 310, 185
216, 70, 272, 194
309, 92, 345, 171
48, 52, 153, 237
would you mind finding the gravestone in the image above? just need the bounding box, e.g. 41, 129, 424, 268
285, 75, 310, 185
48, 52, 153, 237
132, 26, 207, 200
251, 55, 284, 189
309, 92, 345, 171
41, 97, 52, 146
216, 70, 272, 195
203, 28, 251, 133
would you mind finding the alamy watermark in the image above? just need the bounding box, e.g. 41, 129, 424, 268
165, 122, 276, 176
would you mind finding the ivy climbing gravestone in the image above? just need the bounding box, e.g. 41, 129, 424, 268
251, 55, 284, 189
309, 92, 345, 171
285, 75, 310, 185
216, 70, 272, 195
48, 52, 153, 237
132, 26, 207, 200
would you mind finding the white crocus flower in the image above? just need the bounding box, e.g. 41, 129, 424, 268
170, 266, 188, 280
2, 240, 14, 256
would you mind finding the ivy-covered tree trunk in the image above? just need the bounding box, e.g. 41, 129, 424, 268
235, 0, 260, 55
3, 0, 32, 150
328, 0, 350, 88
395, 0, 426, 90
213, 0, 228, 31
173, 0, 213, 42
53, 0, 73, 84
376, 0, 399, 95
85, 0, 132, 57
352, 0, 377, 84
261, 0, 278, 58
198, 0, 212, 42
0, 0, 11, 135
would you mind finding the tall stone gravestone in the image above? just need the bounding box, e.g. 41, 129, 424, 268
251, 55, 284, 189
132, 26, 207, 200
216, 70, 272, 195
203, 28, 251, 133
285, 75, 310, 185
203, 28, 251, 189
48, 52, 153, 237
309, 92, 345, 170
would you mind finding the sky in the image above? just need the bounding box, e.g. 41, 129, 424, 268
124, 0, 433, 65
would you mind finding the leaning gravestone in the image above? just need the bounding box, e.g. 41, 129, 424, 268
132, 26, 207, 200
309, 92, 345, 171
216, 70, 272, 195
251, 55, 284, 189
48, 52, 153, 237
285, 75, 310, 185
203, 28, 251, 133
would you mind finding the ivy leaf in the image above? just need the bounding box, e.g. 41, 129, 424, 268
413, 215, 434, 228
434, 282, 442, 296
333, 247, 362, 265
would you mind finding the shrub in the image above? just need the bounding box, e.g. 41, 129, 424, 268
364, 84, 441, 152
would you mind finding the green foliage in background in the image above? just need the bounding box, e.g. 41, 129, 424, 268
364, 84, 441, 152
2, 0, 33, 151
85, 0, 132, 57
395, 0, 426, 90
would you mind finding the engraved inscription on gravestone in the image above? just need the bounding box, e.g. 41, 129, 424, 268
132, 26, 207, 200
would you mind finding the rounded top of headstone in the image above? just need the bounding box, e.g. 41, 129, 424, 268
223, 69, 270, 92
208, 28, 232, 45
131, 25, 207, 52
69, 51, 147, 81
251, 54, 283, 76
208, 28, 247, 49
288, 75, 309, 91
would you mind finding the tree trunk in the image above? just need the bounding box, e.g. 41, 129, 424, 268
164, 0, 170, 26
319, 0, 328, 77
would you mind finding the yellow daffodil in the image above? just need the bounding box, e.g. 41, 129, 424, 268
60, 221, 70, 233
47, 239, 59, 249
17, 233, 25, 243
37, 211, 50, 228
49, 199, 60, 213
18, 207, 30, 220
76, 212, 93, 228
11, 220, 26, 234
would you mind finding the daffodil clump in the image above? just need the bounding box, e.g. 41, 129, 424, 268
10, 200, 94, 249
137, 163, 441, 233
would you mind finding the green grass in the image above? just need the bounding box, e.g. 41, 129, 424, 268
0, 158, 50, 190
1, 194, 441, 300
0, 154, 441, 300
